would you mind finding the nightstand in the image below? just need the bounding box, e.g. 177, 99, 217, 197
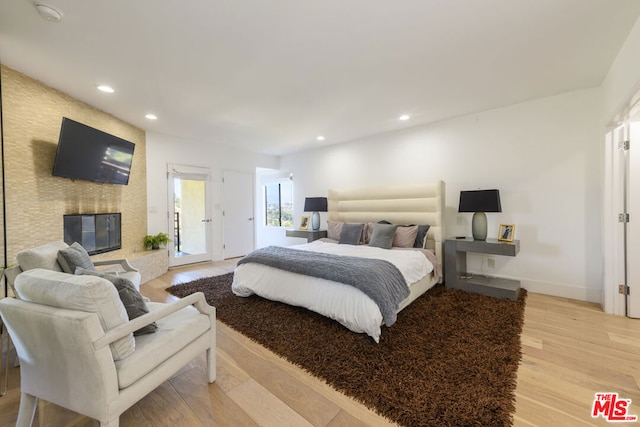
444, 238, 520, 300
285, 229, 328, 243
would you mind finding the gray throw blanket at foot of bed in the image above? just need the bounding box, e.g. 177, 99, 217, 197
237, 245, 410, 326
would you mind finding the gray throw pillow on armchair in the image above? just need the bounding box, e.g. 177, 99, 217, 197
57, 242, 96, 273
76, 267, 158, 336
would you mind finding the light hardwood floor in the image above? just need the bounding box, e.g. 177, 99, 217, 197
0, 260, 639, 426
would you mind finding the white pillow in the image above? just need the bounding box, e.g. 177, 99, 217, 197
15, 268, 135, 360
16, 241, 69, 272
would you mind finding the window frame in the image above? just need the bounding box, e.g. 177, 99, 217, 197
264, 180, 293, 228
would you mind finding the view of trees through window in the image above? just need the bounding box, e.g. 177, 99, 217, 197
265, 181, 293, 227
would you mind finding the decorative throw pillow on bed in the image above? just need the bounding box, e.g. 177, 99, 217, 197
369, 223, 398, 249
57, 242, 96, 274
392, 225, 419, 248
76, 267, 158, 336
414, 224, 431, 248
327, 220, 344, 240
375, 220, 431, 248
339, 223, 364, 245
363, 222, 375, 244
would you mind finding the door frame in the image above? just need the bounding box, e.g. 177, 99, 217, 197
603, 90, 640, 317
626, 105, 640, 318
167, 163, 213, 267
603, 124, 628, 316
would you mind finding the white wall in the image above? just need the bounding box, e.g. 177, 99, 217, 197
602, 15, 640, 124
278, 88, 603, 302
142, 16, 640, 304
146, 132, 279, 261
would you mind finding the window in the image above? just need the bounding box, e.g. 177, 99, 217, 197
265, 181, 293, 227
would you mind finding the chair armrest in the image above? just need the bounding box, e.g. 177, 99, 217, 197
4, 266, 23, 298
93, 259, 139, 272
4, 266, 22, 287
93, 292, 214, 350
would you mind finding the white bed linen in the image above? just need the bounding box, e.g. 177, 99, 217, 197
231, 240, 434, 342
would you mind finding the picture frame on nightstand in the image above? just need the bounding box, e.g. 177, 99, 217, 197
498, 224, 515, 242
299, 215, 310, 230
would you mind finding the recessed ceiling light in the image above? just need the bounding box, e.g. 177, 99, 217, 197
399, 115, 410, 121
145, 114, 157, 120
97, 85, 114, 93
317, 136, 325, 141
35, 3, 63, 22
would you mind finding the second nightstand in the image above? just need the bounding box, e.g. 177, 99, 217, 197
285, 229, 328, 243
444, 238, 520, 300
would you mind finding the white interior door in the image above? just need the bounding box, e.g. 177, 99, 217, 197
604, 125, 627, 316
606, 94, 640, 318
627, 106, 640, 318
223, 170, 254, 259
168, 164, 213, 267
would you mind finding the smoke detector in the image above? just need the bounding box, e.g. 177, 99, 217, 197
35, 3, 63, 22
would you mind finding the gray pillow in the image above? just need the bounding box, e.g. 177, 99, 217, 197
76, 267, 157, 336
414, 225, 431, 248
378, 220, 431, 248
339, 223, 364, 245
369, 223, 398, 249
57, 242, 96, 274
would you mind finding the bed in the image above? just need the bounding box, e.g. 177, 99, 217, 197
232, 182, 444, 342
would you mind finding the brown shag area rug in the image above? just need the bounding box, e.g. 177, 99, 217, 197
166, 273, 526, 427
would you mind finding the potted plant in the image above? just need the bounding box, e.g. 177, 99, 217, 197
143, 232, 171, 250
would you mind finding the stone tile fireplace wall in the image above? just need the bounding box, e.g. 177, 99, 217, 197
1, 65, 148, 275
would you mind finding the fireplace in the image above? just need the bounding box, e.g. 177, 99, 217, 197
63, 213, 121, 255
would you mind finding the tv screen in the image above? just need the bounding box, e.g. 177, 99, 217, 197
52, 117, 135, 185
63, 213, 121, 255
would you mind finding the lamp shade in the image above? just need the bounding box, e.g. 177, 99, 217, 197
458, 189, 502, 213
304, 197, 328, 212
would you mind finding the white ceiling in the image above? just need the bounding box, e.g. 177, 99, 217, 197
1, 1, 639, 155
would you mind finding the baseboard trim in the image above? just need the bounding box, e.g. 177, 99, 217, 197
464, 270, 602, 305
520, 279, 602, 305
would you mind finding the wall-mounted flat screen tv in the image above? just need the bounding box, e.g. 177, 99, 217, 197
52, 117, 135, 185
63, 213, 121, 255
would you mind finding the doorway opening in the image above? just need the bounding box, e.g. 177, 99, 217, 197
168, 164, 213, 267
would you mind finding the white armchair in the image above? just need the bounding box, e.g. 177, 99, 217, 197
0, 269, 216, 427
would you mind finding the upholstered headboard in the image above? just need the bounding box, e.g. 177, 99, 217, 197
327, 181, 445, 264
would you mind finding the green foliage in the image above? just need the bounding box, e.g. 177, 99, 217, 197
143, 232, 171, 250
266, 201, 293, 227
